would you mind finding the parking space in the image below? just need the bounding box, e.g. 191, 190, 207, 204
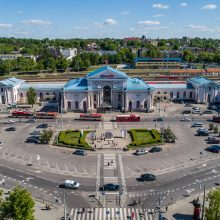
0, 119, 98, 178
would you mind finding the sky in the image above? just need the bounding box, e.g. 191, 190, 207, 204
0, 0, 220, 39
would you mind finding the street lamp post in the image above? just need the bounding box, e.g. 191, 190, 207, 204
64, 193, 66, 220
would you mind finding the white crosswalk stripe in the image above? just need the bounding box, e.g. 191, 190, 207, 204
70, 208, 155, 220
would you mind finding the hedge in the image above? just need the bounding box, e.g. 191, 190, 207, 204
128, 129, 162, 148
56, 130, 92, 150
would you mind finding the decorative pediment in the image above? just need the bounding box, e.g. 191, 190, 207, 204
87, 66, 128, 79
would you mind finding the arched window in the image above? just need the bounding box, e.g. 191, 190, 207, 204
129, 101, 132, 109
157, 91, 160, 94
53, 92, 56, 101
189, 92, 192, 99
20, 93, 23, 98
177, 92, 180, 98
136, 100, 140, 109
75, 101, 79, 109
170, 92, 173, 99
40, 92, 43, 100
164, 91, 167, 94
144, 100, 147, 108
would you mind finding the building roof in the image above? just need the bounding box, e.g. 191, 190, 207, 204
19, 83, 65, 91
187, 76, 211, 85
126, 78, 153, 91
87, 66, 128, 78
64, 77, 90, 91
0, 77, 24, 87
151, 83, 193, 89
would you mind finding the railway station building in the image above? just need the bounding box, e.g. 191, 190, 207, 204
1, 66, 220, 112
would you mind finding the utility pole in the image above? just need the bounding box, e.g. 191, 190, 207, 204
61, 92, 64, 129
201, 186, 206, 220
64, 193, 66, 220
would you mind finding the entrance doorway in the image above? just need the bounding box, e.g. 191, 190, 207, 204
103, 85, 111, 104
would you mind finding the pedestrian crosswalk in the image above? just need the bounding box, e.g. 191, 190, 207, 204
70, 208, 155, 220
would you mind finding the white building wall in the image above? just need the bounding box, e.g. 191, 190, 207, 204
64, 91, 87, 110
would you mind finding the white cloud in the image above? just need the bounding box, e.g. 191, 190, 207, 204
138, 20, 160, 25
103, 18, 117, 26
201, 4, 217, 10
16, 31, 29, 35
21, 19, 52, 26
0, 23, 13, 29
17, 10, 22, 14
180, 3, 187, 7
152, 3, 170, 9
153, 14, 164, 18
121, 11, 130, 15
186, 24, 207, 30
128, 27, 135, 31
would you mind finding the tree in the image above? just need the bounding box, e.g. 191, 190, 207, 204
0, 186, 35, 220
209, 123, 214, 131
26, 87, 37, 107
213, 126, 218, 134
40, 129, 53, 144
160, 127, 176, 143
205, 188, 220, 220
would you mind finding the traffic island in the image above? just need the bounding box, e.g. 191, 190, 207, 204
54, 130, 93, 150
127, 129, 162, 149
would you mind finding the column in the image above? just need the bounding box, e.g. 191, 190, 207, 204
90, 93, 93, 110
87, 93, 90, 110
121, 93, 124, 110
97, 93, 100, 108
124, 93, 127, 110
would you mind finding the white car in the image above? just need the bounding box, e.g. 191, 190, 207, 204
180, 117, 191, 122
59, 180, 80, 189
197, 128, 209, 133
192, 106, 200, 110
192, 110, 202, 114
4, 119, 15, 124
134, 149, 148, 155
191, 122, 203, 127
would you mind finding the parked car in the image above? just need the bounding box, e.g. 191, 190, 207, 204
149, 147, 162, 153
182, 110, 191, 114
30, 131, 42, 135
59, 180, 80, 189
133, 149, 148, 156
197, 128, 209, 133
36, 123, 48, 129
180, 117, 191, 122
208, 139, 220, 144
197, 131, 209, 136
192, 110, 202, 114
4, 119, 15, 124
99, 183, 119, 191
73, 149, 86, 156
0, 141, 2, 146
5, 127, 16, 131
205, 145, 220, 153
192, 106, 200, 110
138, 173, 156, 181
153, 117, 164, 122
203, 110, 213, 114
25, 138, 41, 144
29, 135, 41, 139
191, 122, 203, 127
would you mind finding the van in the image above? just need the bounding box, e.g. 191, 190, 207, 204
191, 122, 203, 127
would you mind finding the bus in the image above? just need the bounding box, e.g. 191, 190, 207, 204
11, 110, 34, 118
76, 113, 103, 121
35, 112, 59, 119
116, 114, 140, 122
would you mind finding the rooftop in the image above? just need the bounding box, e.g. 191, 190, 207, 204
0, 77, 24, 87
126, 78, 153, 91
19, 83, 65, 91
150, 83, 193, 89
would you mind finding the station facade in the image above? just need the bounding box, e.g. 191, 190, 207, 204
1, 66, 220, 111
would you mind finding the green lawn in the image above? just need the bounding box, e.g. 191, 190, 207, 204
56, 130, 92, 150
128, 129, 162, 148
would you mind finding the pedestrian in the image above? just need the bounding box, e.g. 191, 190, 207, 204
165, 206, 168, 212
95, 144, 96, 149
107, 161, 110, 166
82, 208, 85, 213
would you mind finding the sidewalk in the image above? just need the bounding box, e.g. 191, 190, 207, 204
162, 195, 198, 220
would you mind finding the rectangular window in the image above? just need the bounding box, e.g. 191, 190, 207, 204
67, 101, 71, 109
75, 101, 79, 109
118, 94, 122, 102
1, 88, 3, 92
190, 92, 192, 99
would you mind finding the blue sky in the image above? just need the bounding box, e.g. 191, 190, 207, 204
0, 0, 220, 39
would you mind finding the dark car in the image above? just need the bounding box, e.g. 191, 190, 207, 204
205, 145, 220, 153
202, 110, 213, 114
5, 127, 16, 131
149, 147, 162, 153
36, 123, 48, 129
138, 173, 156, 181
25, 138, 41, 144
197, 131, 209, 136
100, 183, 120, 191
182, 110, 191, 114
208, 139, 220, 144
184, 103, 193, 107
73, 149, 86, 156
153, 117, 164, 122
29, 135, 41, 139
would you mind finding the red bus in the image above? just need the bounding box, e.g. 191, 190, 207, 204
35, 112, 58, 119
116, 114, 140, 122
11, 110, 34, 118
76, 113, 103, 121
